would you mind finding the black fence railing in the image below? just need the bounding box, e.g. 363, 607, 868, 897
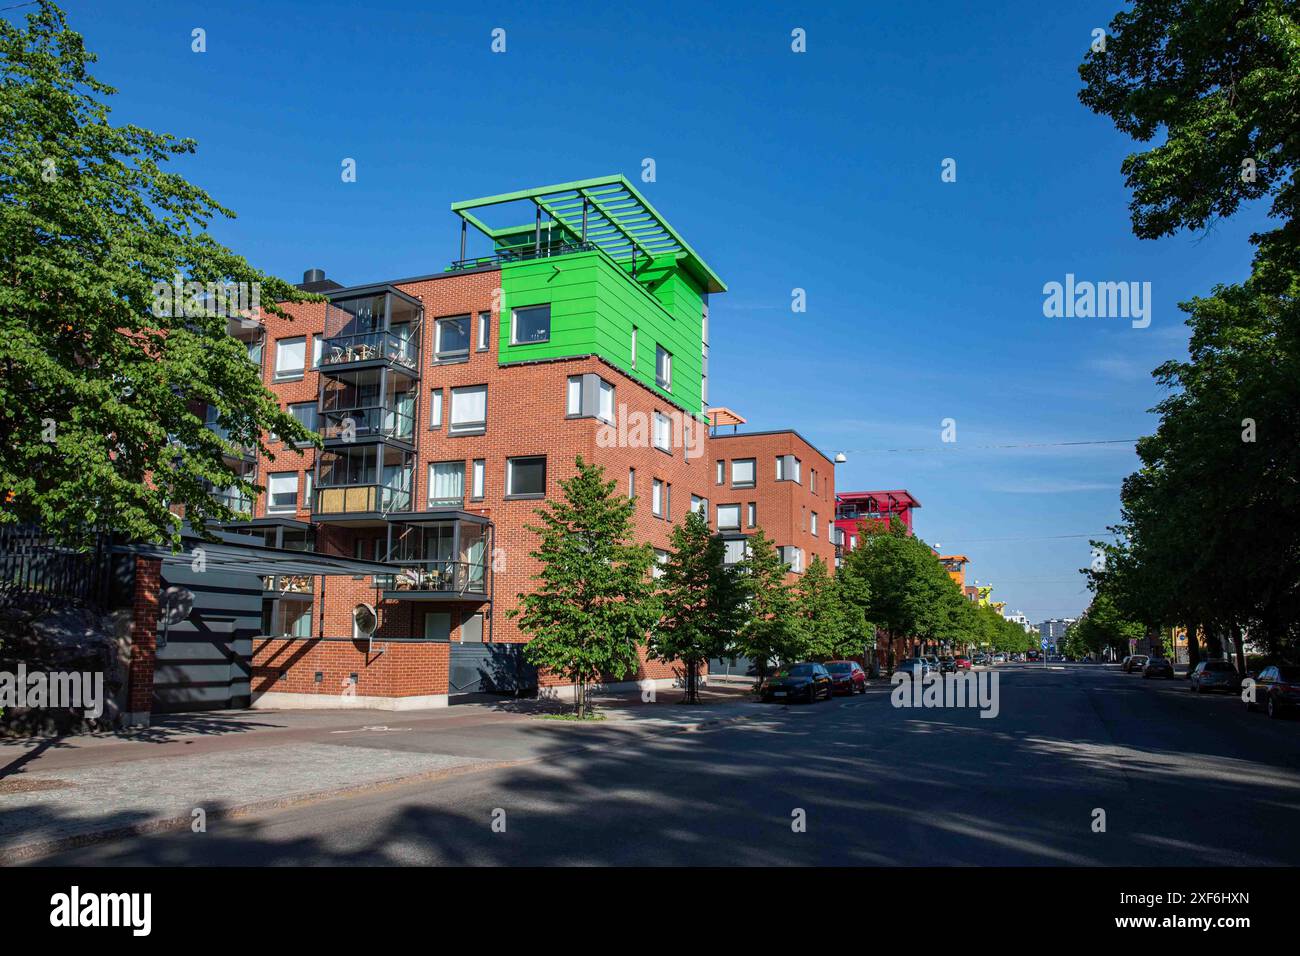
0, 524, 114, 611
447, 240, 598, 272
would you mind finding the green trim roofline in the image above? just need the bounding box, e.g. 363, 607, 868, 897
451, 175, 726, 294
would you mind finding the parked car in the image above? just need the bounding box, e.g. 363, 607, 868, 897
1142, 657, 1175, 679
940, 656, 957, 673
925, 655, 941, 672
825, 660, 867, 695
761, 662, 833, 704
1245, 665, 1300, 719
1189, 659, 1241, 694
894, 658, 928, 679
955, 656, 972, 670
972, 655, 988, 666
1123, 655, 1149, 673
993, 653, 1007, 664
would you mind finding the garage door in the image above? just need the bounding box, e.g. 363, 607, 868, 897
449, 642, 537, 697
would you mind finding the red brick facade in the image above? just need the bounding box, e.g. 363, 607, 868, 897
707, 430, 838, 578
243, 267, 720, 700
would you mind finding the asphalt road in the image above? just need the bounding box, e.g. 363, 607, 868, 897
35, 663, 1300, 865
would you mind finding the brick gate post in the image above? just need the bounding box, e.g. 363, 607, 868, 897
123, 556, 161, 727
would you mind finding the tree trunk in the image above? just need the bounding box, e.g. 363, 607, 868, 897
1231, 624, 1247, 675
1184, 621, 1201, 673
1206, 626, 1224, 660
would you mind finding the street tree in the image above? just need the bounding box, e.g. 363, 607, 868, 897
512, 458, 661, 718
733, 528, 797, 679
650, 509, 745, 704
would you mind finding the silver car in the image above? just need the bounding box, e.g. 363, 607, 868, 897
1189, 659, 1241, 694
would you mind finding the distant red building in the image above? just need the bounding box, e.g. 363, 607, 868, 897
833, 489, 920, 562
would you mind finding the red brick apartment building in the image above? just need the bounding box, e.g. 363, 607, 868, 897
182, 177, 832, 711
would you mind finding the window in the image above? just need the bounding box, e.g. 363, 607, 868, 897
690, 495, 708, 518
655, 345, 671, 390
471, 459, 485, 500
779, 546, 804, 573
717, 503, 741, 531
628, 468, 636, 500
566, 374, 615, 422
811, 469, 817, 494
462, 612, 485, 642
267, 472, 298, 514
715, 460, 724, 485
247, 339, 263, 368
311, 335, 323, 368
653, 411, 671, 452
665, 483, 672, 519
652, 549, 669, 579
449, 385, 487, 435
631, 326, 638, 368
731, 458, 755, 488
274, 336, 306, 380
288, 402, 317, 443
723, 539, 748, 566
270, 596, 313, 638
811, 512, 818, 536
428, 461, 464, 508
776, 454, 802, 483
652, 479, 664, 517
429, 388, 443, 429
511, 304, 550, 344
506, 456, 546, 497
747, 502, 756, 527
435, 315, 471, 360
477, 311, 490, 351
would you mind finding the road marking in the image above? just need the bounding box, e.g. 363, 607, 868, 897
329, 726, 412, 734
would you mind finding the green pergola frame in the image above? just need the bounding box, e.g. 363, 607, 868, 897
451, 175, 726, 293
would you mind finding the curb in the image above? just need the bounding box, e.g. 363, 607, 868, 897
0, 702, 776, 864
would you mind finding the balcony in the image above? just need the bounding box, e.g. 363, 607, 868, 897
318, 366, 418, 448
382, 516, 492, 602
318, 288, 422, 377
312, 444, 414, 525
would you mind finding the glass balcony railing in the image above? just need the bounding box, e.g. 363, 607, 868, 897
313, 483, 411, 516
318, 331, 419, 373
263, 574, 313, 594
211, 487, 254, 515
384, 560, 488, 595
319, 406, 415, 444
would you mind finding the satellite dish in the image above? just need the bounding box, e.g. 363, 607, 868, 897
352, 603, 377, 637
161, 586, 194, 626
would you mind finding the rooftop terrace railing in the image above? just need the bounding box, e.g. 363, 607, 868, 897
447, 240, 598, 273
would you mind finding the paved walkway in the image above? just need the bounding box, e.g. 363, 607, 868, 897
0, 684, 768, 862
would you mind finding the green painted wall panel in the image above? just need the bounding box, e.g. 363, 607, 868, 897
497, 250, 706, 416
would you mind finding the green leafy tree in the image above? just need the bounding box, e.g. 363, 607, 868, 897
791, 555, 849, 660
1079, 0, 1300, 285
511, 458, 661, 718
649, 509, 745, 704
734, 528, 797, 680
0, 2, 318, 548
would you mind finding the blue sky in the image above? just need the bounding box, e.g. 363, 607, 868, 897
39, 0, 1268, 621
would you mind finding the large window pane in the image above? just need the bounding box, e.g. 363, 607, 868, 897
450, 385, 487, 434
436, 316, 470, 358
731, 458, 755, 487
512, 304, 550, 344
429, 461, 464, 507
507, 456, 546, 497
267, 472, 298, 513
717, 503, 740, 530
274, 337, 305, 379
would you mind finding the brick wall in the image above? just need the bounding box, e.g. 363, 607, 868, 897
251, 636, 449, 700
126, 556, 161, 715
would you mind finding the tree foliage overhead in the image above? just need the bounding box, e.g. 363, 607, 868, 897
511, 458, 661, 717
1080, 0, 1300, 662
1078, 0, 1300, 283
0, 1, 317, 548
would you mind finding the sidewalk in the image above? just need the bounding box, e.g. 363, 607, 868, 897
0, 683, 775, 863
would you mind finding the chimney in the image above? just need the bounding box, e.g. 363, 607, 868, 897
303, 268, 326, 284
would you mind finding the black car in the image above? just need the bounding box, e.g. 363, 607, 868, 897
939, 656, 957, 674
761, 662, 833, 704
1142, 657, 1175, 679
1246, 665, 1300, 719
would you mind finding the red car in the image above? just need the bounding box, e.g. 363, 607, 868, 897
954, 656, 972, 670
826, 660, 867, 695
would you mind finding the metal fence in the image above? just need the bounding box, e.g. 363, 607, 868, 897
0, 524, 114, 610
